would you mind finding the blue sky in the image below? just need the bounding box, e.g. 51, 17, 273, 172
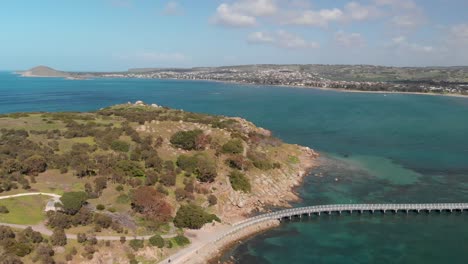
1, 0, 468, 71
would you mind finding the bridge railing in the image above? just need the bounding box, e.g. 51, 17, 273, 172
232, 203, 468, 227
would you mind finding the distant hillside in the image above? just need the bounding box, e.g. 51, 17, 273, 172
20, 65, 71, 78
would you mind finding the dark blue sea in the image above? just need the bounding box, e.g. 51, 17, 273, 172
1, 71, 468, 263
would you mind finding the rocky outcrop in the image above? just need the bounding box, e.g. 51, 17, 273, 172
219, 146, 319, 223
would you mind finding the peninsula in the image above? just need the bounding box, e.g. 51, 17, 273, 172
20, 64, 468, 96
0, 102, 317, 263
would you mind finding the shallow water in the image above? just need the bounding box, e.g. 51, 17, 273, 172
1, 72, 468, 263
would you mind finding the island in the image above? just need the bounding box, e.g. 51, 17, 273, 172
19, 64, 468, 96
0, 101, 317, 263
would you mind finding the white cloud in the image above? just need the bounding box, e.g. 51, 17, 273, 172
212, 3, 257, 27
163, 1, 183, 16
234, 0, 277, 16
334, 31, 366, 47
373, 0, 418, 10
248, 30, 319, 49
285, 8, 344, 27
391, 13, 426, 30
390, 36, 434, 53
344, 2, 381, 21
282, 2, 382, 27
374, 0, 427, 31
247, 32, 275, 43
212, 0, 277, 27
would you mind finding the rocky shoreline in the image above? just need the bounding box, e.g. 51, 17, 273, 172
163, 146, 319, 264
219, 145, 319, 224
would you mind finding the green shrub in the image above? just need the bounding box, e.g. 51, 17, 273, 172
248, 151, 273, 170
174, 204, 220, 229
174, 235, 190, 246
149, 235, 165, 248
60, 191, 88, 215
111, 140, 130, 152
96, 204, 105, 211
176, 154, 217, 183
129, 239, 145, 251
229, 170, 251, 193
170, 130, 203, 150
0, 205, 9, 214
176, 154, 198, 173
208, 195, 217, 206
116, 160, 145, 177
166, 240, 173, 248
221, 139, 244, 154
22, 154, 47, 175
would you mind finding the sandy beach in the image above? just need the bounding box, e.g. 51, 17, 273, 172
159, 220, 280, 264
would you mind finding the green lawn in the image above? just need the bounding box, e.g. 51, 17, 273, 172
0, 195, 49, 225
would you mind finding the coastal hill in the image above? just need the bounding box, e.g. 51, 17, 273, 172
0, 101, 317, 263
21, 64, 468, 95
20, 65, 71, 78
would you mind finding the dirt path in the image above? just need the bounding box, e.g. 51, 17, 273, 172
0, 221, 177, 240
0, 192, 60, 200
0, 192, 177, 240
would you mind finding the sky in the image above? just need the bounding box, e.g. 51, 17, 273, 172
1, 0, 468, 71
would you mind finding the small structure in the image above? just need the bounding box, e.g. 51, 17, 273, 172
45, 197, 62, 212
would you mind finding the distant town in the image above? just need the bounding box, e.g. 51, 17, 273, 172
21, 65, 468, 95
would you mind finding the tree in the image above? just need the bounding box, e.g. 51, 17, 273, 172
22, 155, 47, 175
149, 235, 164, 248
51, 228, 67, 246
18, 227, 43, 244
177, 154, 217, 183
145, 155, 163, 171
170, 130, 203, 150
173, 204, 220, 229
131, 186, 172, 222
116, 160, 145, 178
110, 140, 130, 152
194, 156, 217, 183
60, 191, 88, 215
47, 211, 72, 229
94, 213, 112, 229
0, 225, 15, 240
94, 176, 107, 195
221, 139, 244, 154
229, 170, 251, 193
174, 235, 190, 246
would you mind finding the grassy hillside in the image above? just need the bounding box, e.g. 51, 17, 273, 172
0, 101, 315, 263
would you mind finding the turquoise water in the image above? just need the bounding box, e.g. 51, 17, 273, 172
1, 72, 468, 263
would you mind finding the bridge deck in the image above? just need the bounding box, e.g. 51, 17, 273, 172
218, 203, 468, 241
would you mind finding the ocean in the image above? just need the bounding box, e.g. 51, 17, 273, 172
1, 71, 468, 263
